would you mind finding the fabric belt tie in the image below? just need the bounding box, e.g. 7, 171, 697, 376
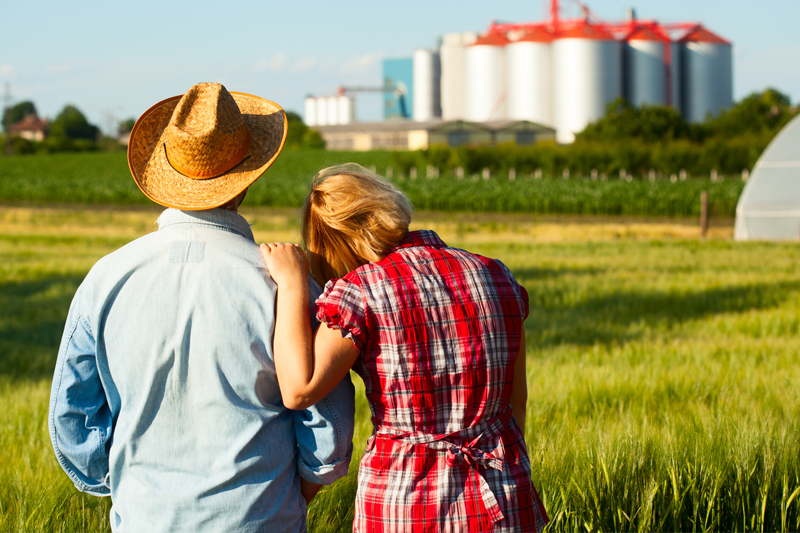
375, 406, 514, 525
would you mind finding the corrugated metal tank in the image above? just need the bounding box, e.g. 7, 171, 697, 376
413, 49, 441, 121
326, 96, 339, 126
336, 96, 355, 125
679, 26, 733, 123
552, 22, 622, 143
316, 97, 328, 126
624, 25, 667, 107
506, 27, 553, 126
465, 32, 509, 122
670, 41, 682, 111
440, 32, 477, 120
304, 97, 318, 126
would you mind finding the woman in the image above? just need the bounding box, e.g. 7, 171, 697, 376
261, 163, 548, 532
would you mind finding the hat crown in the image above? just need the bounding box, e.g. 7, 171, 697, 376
165, 83, 250, 178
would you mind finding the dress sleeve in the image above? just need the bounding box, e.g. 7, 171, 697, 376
48, 284, 113, 496
315, 276, 369, 353
495, 259, 529, 321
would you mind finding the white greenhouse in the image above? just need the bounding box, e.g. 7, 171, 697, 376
734, 114, 800, 240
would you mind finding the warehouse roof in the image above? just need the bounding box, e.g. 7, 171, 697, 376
315, 119, 554, 134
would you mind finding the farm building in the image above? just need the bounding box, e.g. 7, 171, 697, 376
10, 114, 49, 141
315, 119, 555, 151
734, 113, 800, 240
304, 1, 733, 145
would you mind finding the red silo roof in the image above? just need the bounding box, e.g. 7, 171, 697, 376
518, 27, 555, 43
472, 32, 511, 46
557, 22, 615, 40
679, 26, 730, 45
626, 25, 669, 42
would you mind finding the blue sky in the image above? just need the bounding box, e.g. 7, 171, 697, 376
4, 0, 799, 133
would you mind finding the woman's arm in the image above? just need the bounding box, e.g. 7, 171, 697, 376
261, 243, 359, 410
510, 327, 528, 435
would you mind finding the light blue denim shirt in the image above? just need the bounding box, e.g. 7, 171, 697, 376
48, 208, 355, 533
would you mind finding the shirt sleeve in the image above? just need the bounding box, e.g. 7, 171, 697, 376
48, 284, 113, 496
315, 276, 369, 353
293, 373, 355, 485
293, 275, 356, 485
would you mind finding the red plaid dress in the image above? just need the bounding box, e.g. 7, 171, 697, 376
316, 230, 548, 533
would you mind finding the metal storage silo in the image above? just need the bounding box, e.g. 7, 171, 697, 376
337, 95, 355, 125
316, 97, 328, 126
465, 32, 510, 122
304, 96, 318, 127
506, 27, 553, 126
679, 26, 732, 123
670, 40, 682, 111
624, 25, 668, 107
440, 32, 477, 120
552, 22, 622, 144
327, 96, 340, 125
413, 49, 441, 121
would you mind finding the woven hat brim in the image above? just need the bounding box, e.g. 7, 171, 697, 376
127, 92, 287, 210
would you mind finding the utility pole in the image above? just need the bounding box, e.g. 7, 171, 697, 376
3, 83, 12, 155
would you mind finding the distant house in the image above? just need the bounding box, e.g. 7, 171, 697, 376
10, 115, 49, 141
315, 119, 555, 151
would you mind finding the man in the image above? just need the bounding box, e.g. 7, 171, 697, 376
48, 83, 354, 532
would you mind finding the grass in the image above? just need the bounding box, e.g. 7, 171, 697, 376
0, 205, 798, 532
0, 151, 744, 218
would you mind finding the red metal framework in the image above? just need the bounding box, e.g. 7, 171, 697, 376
487, 0, 726, 43
483, 0, 729, 106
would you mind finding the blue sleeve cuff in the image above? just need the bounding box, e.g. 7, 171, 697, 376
294, 373, 356, 486
297, 452, 352, 485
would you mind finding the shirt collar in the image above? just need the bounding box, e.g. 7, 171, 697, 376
156, 208, 255, 242
393, 229, 447, 251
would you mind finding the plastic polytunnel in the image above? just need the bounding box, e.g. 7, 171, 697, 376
735, 113, 800, 240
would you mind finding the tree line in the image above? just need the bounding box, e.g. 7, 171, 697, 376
1, 104, 324, 155
391, 88, 797, 179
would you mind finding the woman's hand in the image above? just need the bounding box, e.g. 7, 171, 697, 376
260, 243, 309, 287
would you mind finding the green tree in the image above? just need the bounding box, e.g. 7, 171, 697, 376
576, 98, 691, 143
49, 105, 99, 141
284, 111, 325, 149
3, 101, 37, 132
118, 118, 136, 135
703, 88, 795, 138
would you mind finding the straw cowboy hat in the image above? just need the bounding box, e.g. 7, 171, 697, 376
127, 82, 287, 210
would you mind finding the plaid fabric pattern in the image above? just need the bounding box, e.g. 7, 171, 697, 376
317, 230, 548, 533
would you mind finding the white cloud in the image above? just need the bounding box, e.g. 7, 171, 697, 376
290, 57, 318, 73
339, 52, 384, 75
254, 53, 289, 73
0, 64, 14, 79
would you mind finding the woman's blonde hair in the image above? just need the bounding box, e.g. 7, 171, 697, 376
302, 163, 413, 284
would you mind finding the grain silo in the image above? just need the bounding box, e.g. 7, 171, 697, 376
304, 97, 318, 126
413, 49, 441, 121
465, 32, 510, 122
679, 26, 733, 123
315, 97, 328, 126
552, 21, 622, 144
326, 96, 340, 126
670, 40, 682, 111
506, 27, 554, 126
440, 32, 478, 120
624, 25, 668, 107
336, 95, 355, 125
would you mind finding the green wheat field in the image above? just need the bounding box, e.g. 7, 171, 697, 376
1, 203, 799, 532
